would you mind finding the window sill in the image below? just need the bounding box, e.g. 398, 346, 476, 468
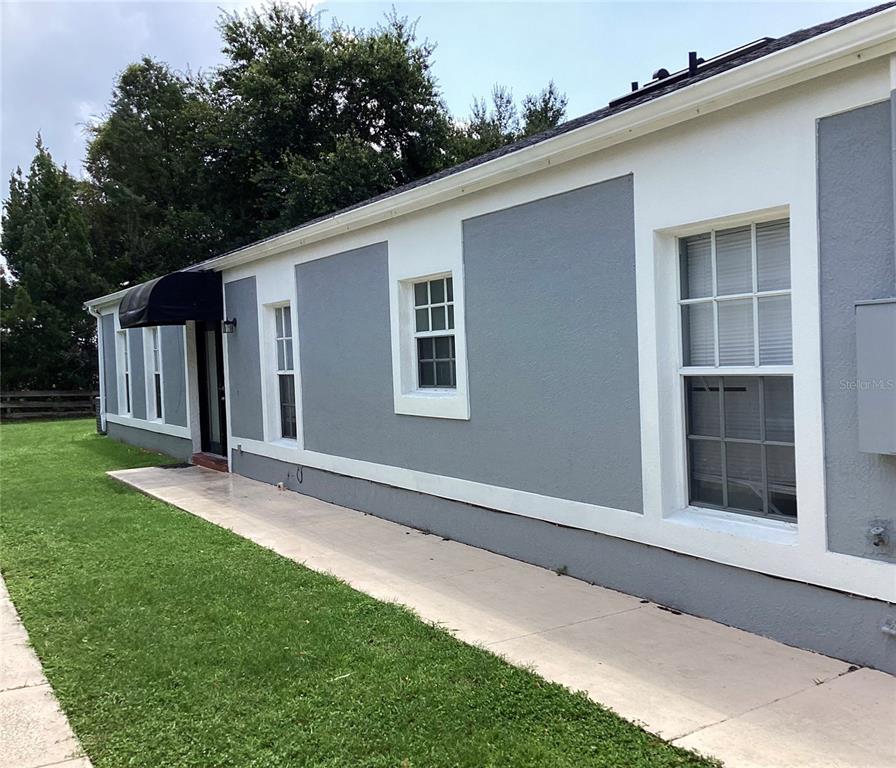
665, 504, 798, 546
394, 389, 470, 420
269, 437, 299, 450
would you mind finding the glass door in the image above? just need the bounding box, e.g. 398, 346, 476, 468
196, 322, 227, 456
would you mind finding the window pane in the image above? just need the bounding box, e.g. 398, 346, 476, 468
681, 234, 712, 299
435, 361, 454, 387
689, 439, 723, 506
723, 377, 761, 440
282, 306, 292, 338
155, 374, 163, 418
415, 308, 429, 332
757, 219, 790, 291
686, 377, 720, 437
758, 295, 792, 365
682, 303, 714, 366
764, 377, 794, 442
447, 277, 453, 302
418, 361, 435, 387
276, 339, 286, 370
767, 445, 797, 518
434, 335, 452, 359
718, 299, 754, 365
715, 226, 753, 296
417, 337, 434, 361
285, 340, 294, 371
447, 305, 454, 330
279, 374, 295, 406
275, 307, 284, 337
414, 282, 428, 306
431, 305, 446, 331
430, 279, 445, 304
725, 442, 764, 512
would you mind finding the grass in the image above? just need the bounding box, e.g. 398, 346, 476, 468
1, 419, 715, 768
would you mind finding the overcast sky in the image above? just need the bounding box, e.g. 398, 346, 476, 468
1, 1, 869, 186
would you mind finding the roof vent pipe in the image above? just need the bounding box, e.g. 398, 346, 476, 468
652, 68, 670, 80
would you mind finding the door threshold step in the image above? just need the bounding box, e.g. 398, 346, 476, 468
191, 452, 229, 472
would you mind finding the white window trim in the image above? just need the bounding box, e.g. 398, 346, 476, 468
392, 269, 470, 420
654, 206, 803, 537
262, 301, 300, 444
116, 323, 132, 417
144, 327, 164, 422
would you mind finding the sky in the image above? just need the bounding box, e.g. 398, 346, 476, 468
1, 0, 871, 186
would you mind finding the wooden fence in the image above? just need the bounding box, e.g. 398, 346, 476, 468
0, 390, 98, 421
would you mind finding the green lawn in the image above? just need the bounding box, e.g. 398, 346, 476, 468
1, 420, 715, 768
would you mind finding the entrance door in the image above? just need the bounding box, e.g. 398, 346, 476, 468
196, 321, 227, 456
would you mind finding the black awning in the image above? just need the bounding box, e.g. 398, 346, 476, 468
118, 271, 223, 328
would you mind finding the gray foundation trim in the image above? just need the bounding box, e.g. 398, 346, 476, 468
818, 99, 896, 563
232, 448, 896, 675
161, 326, 187, 428
128, 328, 146, 420
101, 314, 117, 415
107, 421, 193, 462
297, 178, 641, 510
224, 277, 264, 440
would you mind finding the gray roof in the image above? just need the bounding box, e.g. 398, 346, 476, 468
187, 1, 894, 270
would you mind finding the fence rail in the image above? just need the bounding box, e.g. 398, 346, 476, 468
0, 390, 99, 421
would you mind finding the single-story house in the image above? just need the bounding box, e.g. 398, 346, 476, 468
86, 3, 896, 674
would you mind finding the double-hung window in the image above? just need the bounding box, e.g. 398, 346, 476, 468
274, 305, 297, 440
414, 276, 456, 388
118, 329, 131, 415
150, 327, 163, 420
679, 219, 796, 520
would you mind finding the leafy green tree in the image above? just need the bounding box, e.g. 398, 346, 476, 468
207, 5, 456, 240
1, 138, 107, 390
84, 58, 220, 285
80, 2, 569, 284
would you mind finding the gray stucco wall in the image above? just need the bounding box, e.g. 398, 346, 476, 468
231, 449, 896, 675
101, 313, 117, 415
161, 326, 188, 427
224, 277, 264, 440
128, 328, 146, 420
818, 99, 896, 563
297, 177, 642, 510
107, 421, 193, 462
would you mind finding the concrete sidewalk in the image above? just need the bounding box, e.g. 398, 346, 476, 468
110, 465, 896, 768
0, 576, 91, 768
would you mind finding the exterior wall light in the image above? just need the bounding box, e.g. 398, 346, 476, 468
222, 319, 237, 334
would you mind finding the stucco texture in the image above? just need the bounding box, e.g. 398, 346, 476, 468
818, 97, 896, 562
297, 177, 642, 511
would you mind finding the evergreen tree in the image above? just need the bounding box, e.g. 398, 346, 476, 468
1, 138, 106, 390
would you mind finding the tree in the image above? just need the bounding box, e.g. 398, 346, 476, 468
1, 138, 107, 390
80, 2, 569, 282
206, 5, 457, 240
453, 81, 568, 159
521, 81, 568, 136
84, 58, 220, 285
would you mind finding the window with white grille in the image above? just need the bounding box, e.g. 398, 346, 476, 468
413, 276, 456, 389
273, 305, 297, 440
679, 219, 796, 520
